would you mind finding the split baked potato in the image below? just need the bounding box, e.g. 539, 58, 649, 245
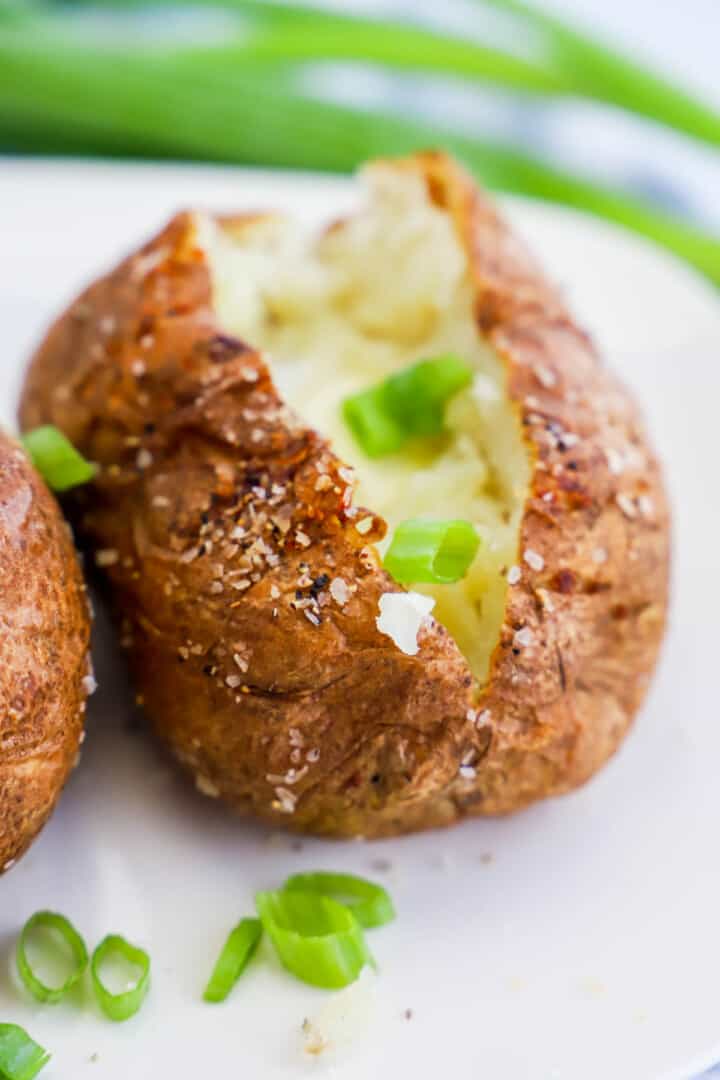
0, 431, 91, 870
19, 152, 670, 838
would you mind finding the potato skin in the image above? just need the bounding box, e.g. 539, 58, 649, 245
0, 432, 91, 870
20, 153, 669, 837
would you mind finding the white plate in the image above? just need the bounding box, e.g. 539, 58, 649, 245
1, 159, 719, 1080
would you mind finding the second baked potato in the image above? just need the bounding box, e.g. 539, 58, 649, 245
19, 152, 670, 837
0, 430, 91, 871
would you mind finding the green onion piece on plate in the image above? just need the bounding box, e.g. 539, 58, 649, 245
256, 890, 370, 989
283, 872, 395, 929
16, 911, 88, 1004
203, 917, 262, 1003
384, 518, 480, 584
21, 425, 96, 492
0, 1025, 50, 1080
342, 354, 473, 457
91, 935, 151, 1022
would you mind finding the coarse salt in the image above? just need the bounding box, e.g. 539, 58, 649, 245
605, 448, 625, 475
616, 493, 637, 519
95, 548, 119, 567
534, 364, 556, 389
513, 626, 534, 649
523, 549, 544, 572
82, 666, 98, 696
329, 577, 350, 606
274, 787, 296, 814
196, 775, 220, 798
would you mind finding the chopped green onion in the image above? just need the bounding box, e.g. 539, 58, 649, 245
90, 935, 151, 1022
283, 872, 395, 929
342, 355, 473, 457
21, 426, 96, 492
0, 1025, 50, 1080
16, 911, 88, 1004
384, 518, 480, 584
256, 890, 370, 989
203, 918, 262, 1003
383, 355, 474, 438
342, 388, 406, 458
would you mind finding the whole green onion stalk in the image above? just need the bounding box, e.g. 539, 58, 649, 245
0, 1, 718, 284
46, 0, 720, 149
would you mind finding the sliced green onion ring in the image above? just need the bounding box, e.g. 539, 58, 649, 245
283, 872, 395, 929
342, 355, 473, 457
0, 1025, 50, 1080
91, 935, 151, 1022
16, 911, 88, 1004
256, 890, 370, 989
384, 518, 480, 584
21, 425, 96, 492
203, 917, 262, 1003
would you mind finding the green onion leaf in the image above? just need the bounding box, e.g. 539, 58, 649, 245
90, 935, 151, 1022
16, 911, 88, 1004
384, 518, 480, 584
0, 1025, 50, 1080
256, 889, 370, 989
283, 872, 395, 929
203, 917, 262, 1003
21, 426, 96, 492
342, 355, 473, 457
1, 28, 719, 286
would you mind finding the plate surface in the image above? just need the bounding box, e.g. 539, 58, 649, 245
1, 159, 719, 1080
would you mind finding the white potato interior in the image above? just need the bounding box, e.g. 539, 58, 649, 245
208, 167, 531, 682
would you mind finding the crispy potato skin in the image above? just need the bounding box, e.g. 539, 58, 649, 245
0, 433, 90, 870
20, 153, 669, 837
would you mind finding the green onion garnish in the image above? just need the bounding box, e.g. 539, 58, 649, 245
382, 355, 474, 438
256, 890, 370, 989
203, 917, 262, 1003
16, 911, 88, 1004
90, 935, 151, 1022
21, 426, 96, 492
342, 388, 406, 458
342, 355, 473, 457
0, 1025, 50, 1080
384, 518, 480, 584
283, 872, 395, 929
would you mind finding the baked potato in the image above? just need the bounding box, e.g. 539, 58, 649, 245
0, 430, 91, 871
19, 152, 670, 838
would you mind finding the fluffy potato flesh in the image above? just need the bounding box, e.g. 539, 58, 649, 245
210, 168, 531, 680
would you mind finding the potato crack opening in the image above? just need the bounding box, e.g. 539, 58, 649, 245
209, 167, 531, 681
